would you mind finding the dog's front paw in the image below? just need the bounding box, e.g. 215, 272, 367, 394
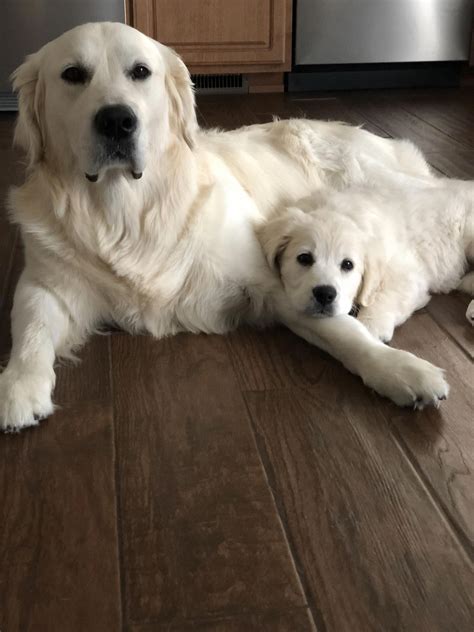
363, 347, 449, 409
0, 369, 55, 432
358, 312, 395, 343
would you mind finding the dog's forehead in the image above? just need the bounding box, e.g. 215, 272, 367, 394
44, 22, 161, 68
299, 213, 359, 257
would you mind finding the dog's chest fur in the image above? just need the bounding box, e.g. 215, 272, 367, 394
13, 170, 276, 337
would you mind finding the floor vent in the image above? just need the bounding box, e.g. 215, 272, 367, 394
191, 74, 248, 94
0, 92, 18, 111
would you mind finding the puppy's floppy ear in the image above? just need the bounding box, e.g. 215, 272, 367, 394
258, 206, 307, 273
11, 51, 45, 170
357, 242, 386, 307
159, 44, 197, 149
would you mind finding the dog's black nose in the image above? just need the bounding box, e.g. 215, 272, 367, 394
94, 105, 137, 140
313, 285, 337, 305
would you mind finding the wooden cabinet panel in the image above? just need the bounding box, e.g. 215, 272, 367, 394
128, 0, 292, 73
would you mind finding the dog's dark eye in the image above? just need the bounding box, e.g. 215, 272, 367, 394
297, 252, 314, 267
61, 66, 88, 84
341, 258, 354, 271
131, 64, 151, 81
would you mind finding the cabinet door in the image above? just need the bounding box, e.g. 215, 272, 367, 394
128, 0, 292, 72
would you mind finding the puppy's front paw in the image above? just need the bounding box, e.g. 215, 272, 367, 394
0, 369, 55, 432
358, 312, 395, 343
364, 348, 449, 409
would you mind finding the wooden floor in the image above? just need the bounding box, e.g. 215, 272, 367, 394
0, 89, 473, 632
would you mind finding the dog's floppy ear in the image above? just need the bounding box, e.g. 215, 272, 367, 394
258, 206, 308, 273
261, 226, 291, 274
357, 242, 386, 307
159, 44, 197, 149
11, 51, 45, 170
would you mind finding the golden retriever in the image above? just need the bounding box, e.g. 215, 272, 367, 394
258, 186, 474, 346
1, 22, 455, 430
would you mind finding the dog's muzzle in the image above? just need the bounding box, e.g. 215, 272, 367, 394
85, 104, 143, 182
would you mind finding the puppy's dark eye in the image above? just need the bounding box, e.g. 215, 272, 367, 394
341, 258, 354, 271
131, 64, 151, 81
296, 252, 314, 267
61, 66, 88, 84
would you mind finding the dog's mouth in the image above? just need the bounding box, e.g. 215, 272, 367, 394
85, 170, 143, 182
85, 142, 143, 183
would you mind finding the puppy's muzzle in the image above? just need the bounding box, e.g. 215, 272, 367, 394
312, 285, 337, 306
309, 285, 337, 316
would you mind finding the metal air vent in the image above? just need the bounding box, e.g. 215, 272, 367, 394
191, 74, 248, 94
0, 92, 18, 111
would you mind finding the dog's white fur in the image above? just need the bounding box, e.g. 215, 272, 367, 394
258, 186, 474, 343
1, 22, 456, 430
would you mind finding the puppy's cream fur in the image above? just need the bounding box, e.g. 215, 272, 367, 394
1, 22, 454, 430
259, 186, 474, 342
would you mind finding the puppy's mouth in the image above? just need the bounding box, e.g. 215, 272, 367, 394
304, 303, 335, 318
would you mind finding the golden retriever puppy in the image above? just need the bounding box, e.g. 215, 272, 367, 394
258, 184, 474, 346
1, 22, 454, 430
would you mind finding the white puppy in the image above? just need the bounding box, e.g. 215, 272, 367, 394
258, 185, 474, 343
1, 22, 452, 430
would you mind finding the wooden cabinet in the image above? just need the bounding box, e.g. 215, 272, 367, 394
127, 0, 292, 89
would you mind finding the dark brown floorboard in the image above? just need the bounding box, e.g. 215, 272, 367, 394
426, 149, 474, 180
111, 333, 307, 627
389, 88, 474, 149
426, 293, 474, 360
128, 607, 316, 631
0, 266, 121, 631
387, 312, 474, 547
244, 385, 472, 632
340, 92, 469, 153
0, 87, 473, 631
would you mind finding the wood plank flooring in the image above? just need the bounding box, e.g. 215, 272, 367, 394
0, 89, 473, 632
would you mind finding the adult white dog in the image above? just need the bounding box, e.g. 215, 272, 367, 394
258, 186, 474, 343
1, 22, 451, 430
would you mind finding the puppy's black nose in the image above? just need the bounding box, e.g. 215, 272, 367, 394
94, 105, 137, 140
313, 285, 337, 305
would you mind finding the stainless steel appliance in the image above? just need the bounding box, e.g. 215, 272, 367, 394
0, 0, 125, 109
291, 0, 473, 90
295, 0, 472, 65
